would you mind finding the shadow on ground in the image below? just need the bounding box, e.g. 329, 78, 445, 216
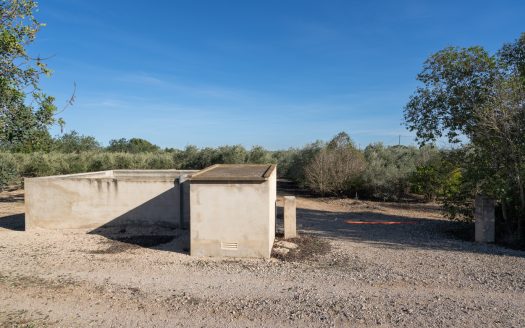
0, 213, 25, 231
88, 189, 190, 254
276, 205, 525, 258
88, 228, 190, 254
3, 182, 523, 258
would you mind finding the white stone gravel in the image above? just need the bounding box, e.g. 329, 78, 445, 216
0, 191, 524, 327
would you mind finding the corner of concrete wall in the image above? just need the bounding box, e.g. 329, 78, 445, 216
267, 167, 277, 257
24, 177, 34, 230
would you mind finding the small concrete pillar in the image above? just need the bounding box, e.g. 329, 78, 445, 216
475, 195, 495, 243
284, 196, 297, 239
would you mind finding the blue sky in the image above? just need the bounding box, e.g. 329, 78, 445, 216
35, 0, 525, 149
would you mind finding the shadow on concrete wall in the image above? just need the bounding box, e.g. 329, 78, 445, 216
276, 205, 525, 259
88, 189, 189, 254
0, 213, 25, 231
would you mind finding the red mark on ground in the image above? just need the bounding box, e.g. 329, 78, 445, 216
345, 220, 417, 225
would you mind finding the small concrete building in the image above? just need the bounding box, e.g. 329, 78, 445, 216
189, 164, 277, 258
24, 165, 277, 258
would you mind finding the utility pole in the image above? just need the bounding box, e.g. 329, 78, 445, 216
398, 135, 401, 146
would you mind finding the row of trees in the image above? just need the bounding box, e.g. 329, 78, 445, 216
282, 132, 454, 201
0, 130, 163, 154
0, 131, 455, 203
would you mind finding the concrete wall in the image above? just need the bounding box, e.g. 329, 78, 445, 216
25, 170, 196, 230
190, 169, 277, 258
268, 168, 277, 254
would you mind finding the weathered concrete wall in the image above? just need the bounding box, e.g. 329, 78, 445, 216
25, 170, 197, 230
190, 169, 277, 258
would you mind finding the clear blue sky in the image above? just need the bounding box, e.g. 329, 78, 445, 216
35, 0, 525, 149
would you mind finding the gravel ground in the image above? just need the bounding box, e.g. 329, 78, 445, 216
0, 189, 524, 327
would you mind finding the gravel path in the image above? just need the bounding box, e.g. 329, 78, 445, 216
0, 190, 524, 327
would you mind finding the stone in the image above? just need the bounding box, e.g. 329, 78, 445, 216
275, 241, 298, 249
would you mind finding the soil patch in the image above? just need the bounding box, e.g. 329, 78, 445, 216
272, 234, 331, 262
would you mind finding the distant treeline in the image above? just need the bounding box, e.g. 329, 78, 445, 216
0, 131, 461, 209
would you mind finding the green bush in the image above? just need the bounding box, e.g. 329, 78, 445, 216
113, 153, 134, 169
0, 154, 19, 190
361, 143, 441, 200
88, 153, 115, 172
20, 153, 54, 177
146, 153, 174, 169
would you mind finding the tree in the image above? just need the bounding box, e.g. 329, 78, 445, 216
215, 145, 247, 164
404, 46, 497, 144
409, 149, 457, 202
472, 77, 525, 237
52, 131, 101, 153
247, 145, 272, 164
305, 133, 365, 196
1, 0, 61, 151
404, 33, 525, 240
499, 34, 525, 85
106, 138, 160, 153
286, 140, 324, 186
327, 131, 355, 149
362, 143, 426, 200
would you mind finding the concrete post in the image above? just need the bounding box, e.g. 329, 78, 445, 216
475, 195, 495, 243
284, 196, 297, 239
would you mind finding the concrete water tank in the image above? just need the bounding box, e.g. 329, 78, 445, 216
189, 164, 277, 258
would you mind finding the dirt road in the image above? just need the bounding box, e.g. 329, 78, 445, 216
1, 190, 524, 327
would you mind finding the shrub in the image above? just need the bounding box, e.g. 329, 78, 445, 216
0, 154, 18, 190
52, 131, 101, 153
247, 146, 273, 164
113, 153, 134, 169
107, 138, 160, 153
146, 153, 174, 169
305, 139, 365, 196
361, 143, 440, 200
286, 141, 324, 187
87, 153, 115, 172
215, 145, 248, 164
20, 153, 54, 177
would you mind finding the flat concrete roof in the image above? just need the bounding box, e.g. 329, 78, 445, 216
189, 164, 276, 182
25, 170, 198, 182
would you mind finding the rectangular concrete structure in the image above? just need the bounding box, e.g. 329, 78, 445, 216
474, 195, 495, 243
25, 170, 197, 231
189, 164, 277, 258
283, 196, 297, 239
